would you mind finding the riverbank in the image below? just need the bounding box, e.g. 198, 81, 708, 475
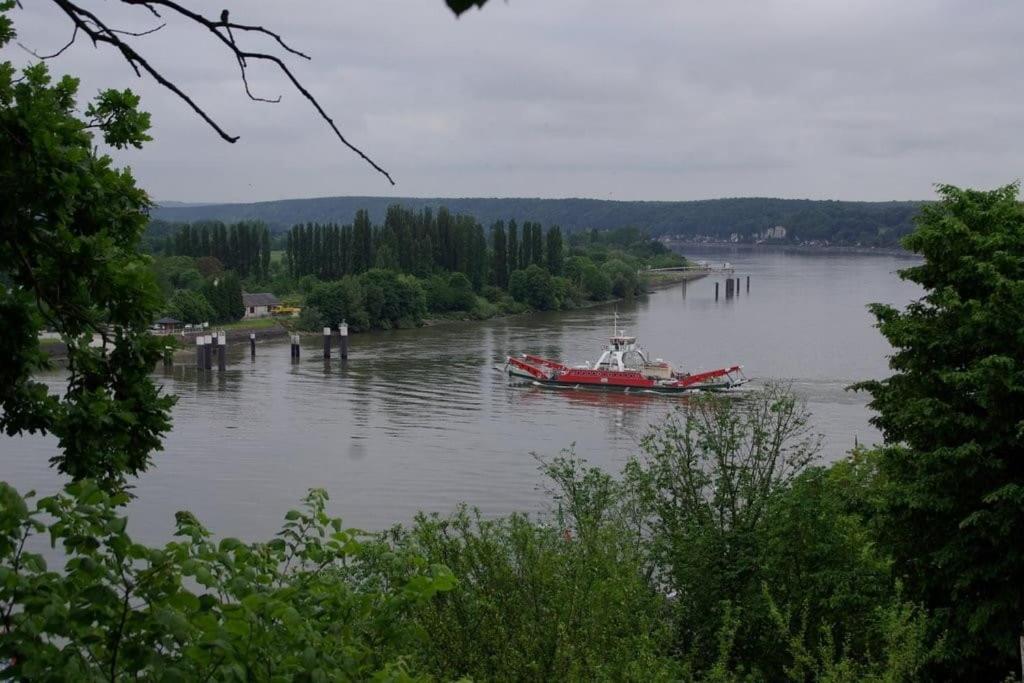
42, 272, 701, 361
668, 240, 917, 258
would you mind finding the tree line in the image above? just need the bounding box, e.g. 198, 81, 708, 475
152, 195, 922, 247
284, 206, 564, 290
163, 220, 271, 279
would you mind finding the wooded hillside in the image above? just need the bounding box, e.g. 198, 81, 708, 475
152, 196, 923, 246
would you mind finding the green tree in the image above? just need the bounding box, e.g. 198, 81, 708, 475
531, 222, 544, 267
507, 219, 519, 272
490, 221, 508, 288
856, 183, 1024, 679
201, 271, 244, 323
508, 265, 556, 310
306, 277, 369, 330
259, 225, 271, 279
352, 209, 374, 274
0, 481, 455, 680
545, 224, 564, 275
0, 9, 174, 490
166, 290, 215, 324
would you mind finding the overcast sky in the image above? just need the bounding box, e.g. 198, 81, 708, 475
9, 1, 1024, 203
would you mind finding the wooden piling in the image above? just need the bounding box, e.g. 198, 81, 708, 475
323, 327, 332, 359
250, 332, 256, 359
291, 334, 300, 361
725, 279, 734, 298
195, 335, 203, 369
163, 346, 173, 368
204, 335, 213, 370
217, 332, 226, 371
746, 275, 750, 292
715, 282, 719, 300
339, 322, 349, 360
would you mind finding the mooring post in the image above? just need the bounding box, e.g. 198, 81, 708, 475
163, 346, 173, 368
725, 278, 734, 298
339, 321, 349, 360
217, 332, 226, 371
1019, 621, 1024, 683
195, 335, 203, 369
323, 327, 332, 359
746, 275, 750, 292
291, 334, 300, 361
715, 282, 719, 300
249, 332, 256, 359
205, 334, 214, 370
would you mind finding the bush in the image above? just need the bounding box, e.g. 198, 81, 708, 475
295, 305, 323, 331
359, 269, 426, 328
297, 274, 321, 295
568, 257, 612, 301
165, 289, 215, 324
603, 258, 640, 298
201, 271, 244, 322
508, 265, 557, 310
423, 272, 476, 313
372, 488, 679, 680
305, 276, 368, 330
0, 481, 455, 681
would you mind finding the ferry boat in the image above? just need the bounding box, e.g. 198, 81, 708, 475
504, 320, 747, 394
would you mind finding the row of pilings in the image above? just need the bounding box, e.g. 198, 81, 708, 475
164, 322, 351, 371
713, 275, 750, 300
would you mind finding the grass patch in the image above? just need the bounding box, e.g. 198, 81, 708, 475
219, 317, 286, 331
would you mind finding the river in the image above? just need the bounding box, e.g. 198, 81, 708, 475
1, 247, 921, 543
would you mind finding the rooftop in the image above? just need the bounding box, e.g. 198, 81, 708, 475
242, 292, 281, 307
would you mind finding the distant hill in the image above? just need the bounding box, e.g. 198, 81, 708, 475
151, 196, 924, 246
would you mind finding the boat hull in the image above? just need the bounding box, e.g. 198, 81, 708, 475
524, 377, 742, 394
504, 355, 748, 393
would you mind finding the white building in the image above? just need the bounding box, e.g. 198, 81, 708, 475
242, 292, 281, 319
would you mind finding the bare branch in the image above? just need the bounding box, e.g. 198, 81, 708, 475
50, 0, 240, 142
109, 23, 165, 38
17, 25, 78, 60
54, 0, 396, 184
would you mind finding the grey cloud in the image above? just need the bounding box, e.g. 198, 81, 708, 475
6, 0, 1023, 203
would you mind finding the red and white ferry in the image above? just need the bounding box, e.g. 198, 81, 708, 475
504, 320, 747, 394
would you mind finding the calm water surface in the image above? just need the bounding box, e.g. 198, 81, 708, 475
1, 248, 920, 543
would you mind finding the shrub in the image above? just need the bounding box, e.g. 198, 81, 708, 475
305, 276, 368, 330
166, 289, 215, 324
508, 265, 557, 310
0, 481, 454, 681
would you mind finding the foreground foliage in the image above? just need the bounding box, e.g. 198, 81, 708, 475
856, 183, 1024, 679
0, 482, 454, 681
0, 4, 173, 489
1, 388, 937, 681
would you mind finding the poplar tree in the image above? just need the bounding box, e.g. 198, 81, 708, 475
491, 221, 508, 287
353, 210, 374, 274
546, 225, 564, 275
531, 223, 544, 267
508, 219, 519, 272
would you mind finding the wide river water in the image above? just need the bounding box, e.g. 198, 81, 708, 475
2, 247, 921, 543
